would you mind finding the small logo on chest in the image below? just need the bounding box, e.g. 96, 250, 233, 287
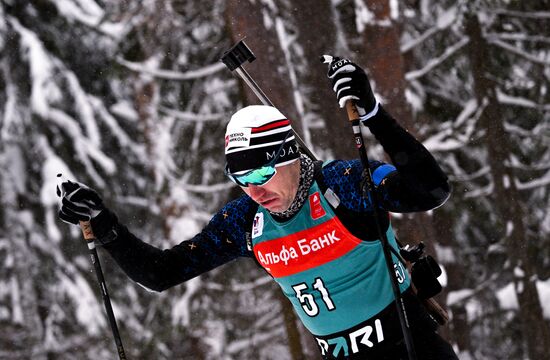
252, 213, 264, 238
309, 192, 326, 220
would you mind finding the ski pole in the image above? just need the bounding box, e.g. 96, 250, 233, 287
79, 221, 127, 359
221, 39, 317, 161
57, 174, 127, 359
321, 56, 418, 360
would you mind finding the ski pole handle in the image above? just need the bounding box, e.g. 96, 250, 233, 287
79, 220, 96, 241
345, 102, 361, 123
57, 174, 126, 358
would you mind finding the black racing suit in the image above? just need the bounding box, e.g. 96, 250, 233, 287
92, 106, 458, 359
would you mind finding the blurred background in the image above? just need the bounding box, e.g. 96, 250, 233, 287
0, 0, 549, 359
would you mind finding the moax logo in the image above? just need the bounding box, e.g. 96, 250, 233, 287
331, 59, 351, 71
265, 144, 299, 160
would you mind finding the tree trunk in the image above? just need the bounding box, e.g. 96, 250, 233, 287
224, 2, 308, 359
466, 13, 550, 359
355, 0, 441, 265
432, 211, 472, 351
355, 0, 434, 246
292, 0, 357, 159
355, 0, 459, 345
224, 0, 300, 123
356, 0, 410, 124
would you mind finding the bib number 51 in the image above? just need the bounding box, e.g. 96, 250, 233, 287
292, 278, 335, 317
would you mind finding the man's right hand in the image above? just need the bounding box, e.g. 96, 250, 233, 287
57, 180, 105, 225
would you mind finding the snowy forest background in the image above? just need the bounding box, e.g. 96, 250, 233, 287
1, 0, 549, 359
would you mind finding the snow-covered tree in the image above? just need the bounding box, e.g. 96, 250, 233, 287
400, 0, 550, 358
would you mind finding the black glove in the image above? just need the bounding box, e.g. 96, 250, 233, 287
327, 58, 379, 121
57, 180, 105, 225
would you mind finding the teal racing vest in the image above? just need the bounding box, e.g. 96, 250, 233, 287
251, 182, 411, 338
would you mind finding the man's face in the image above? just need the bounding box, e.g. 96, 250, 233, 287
241, 160, 301, 212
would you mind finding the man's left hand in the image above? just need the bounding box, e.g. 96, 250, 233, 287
327, 58, 378, 120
